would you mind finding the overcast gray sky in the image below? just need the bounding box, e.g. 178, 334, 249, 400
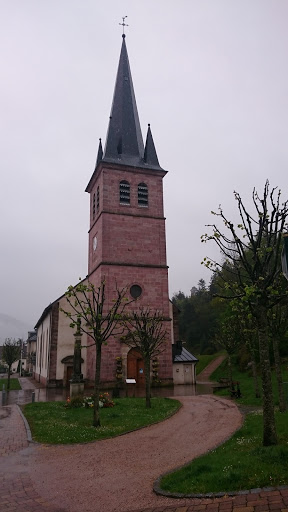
1, 0, 288, 340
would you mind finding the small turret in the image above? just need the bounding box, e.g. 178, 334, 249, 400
144, 124, 160, 167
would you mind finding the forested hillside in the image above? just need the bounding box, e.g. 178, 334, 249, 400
172, 278, 222, 355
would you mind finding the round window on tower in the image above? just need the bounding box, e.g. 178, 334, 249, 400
130, 284, 142, 299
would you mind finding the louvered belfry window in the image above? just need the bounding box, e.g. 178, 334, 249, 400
92, 193, 96, 219
119, 180, 130, 205
96, 186, 100, 213
138, 183, 148, 207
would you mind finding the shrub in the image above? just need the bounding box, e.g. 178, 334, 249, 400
65, 395, 83, 408
65, 392, 115, 409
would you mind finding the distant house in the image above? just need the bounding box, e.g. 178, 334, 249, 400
26, 331, 37, 374
19, 340, 27, 375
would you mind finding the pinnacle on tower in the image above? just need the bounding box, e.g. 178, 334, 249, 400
144, 124, 160, 167
94, 138, 103, 170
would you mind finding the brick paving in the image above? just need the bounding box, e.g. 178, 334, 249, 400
125, 490, 288, 512
0, 391, 64, 511
0, 404, 28, 456
0, 378, 288, 512
0, 470, 65, 512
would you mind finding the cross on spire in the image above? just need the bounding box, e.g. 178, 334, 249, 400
119, 16, 128, 36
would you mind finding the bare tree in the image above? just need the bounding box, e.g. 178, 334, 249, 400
202, 181, 288, 446
121, 308, 168, 408
61, 280, 129, 427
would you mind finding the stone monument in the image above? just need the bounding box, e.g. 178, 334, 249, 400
70, 317, 85, 398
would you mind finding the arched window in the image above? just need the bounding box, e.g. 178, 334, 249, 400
119, 180, 130, 205
138, 183, 148, 207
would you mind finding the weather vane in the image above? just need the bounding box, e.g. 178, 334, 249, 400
119, 16, 128, 35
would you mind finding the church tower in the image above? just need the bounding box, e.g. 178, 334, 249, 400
85, 34, 173, 386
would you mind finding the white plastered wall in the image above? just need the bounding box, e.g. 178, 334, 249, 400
56, 293, 87, 381
35, 312, 51, 381
173, 362, 196, 385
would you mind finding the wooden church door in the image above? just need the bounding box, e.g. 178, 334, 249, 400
127, 348, 145, 387
66, 366, 73, 386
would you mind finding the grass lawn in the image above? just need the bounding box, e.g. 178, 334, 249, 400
159, 355, 288, 495
23, 397, 180, 444
160, 409, 288, 494
210, 358, 288, 407
0, 377, 21, 390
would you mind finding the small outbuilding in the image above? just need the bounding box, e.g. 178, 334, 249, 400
172, 342, 198, 385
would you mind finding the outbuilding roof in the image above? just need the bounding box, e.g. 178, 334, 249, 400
172, 345, 198, 363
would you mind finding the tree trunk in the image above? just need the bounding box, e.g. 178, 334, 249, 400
7, 366, 11, 390
251, 356, 261, 399
227, 354, 233, 388
93, 343, 102, 427
272, 336, 286, 412
144, 358, 151, 408
256, 308, 277, 446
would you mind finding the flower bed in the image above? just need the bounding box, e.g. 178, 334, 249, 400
65, 392, 115, 409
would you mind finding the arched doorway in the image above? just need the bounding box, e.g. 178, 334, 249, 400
127, 348, 145, 387
61, 355, 84, 387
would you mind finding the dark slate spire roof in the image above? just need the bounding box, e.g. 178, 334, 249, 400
101, 35, 162, 170
144, 124, 160, 167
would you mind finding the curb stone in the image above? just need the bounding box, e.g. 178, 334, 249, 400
153, 403, 288, 501
17, 397, 182, 447
153, 478, 288, 500
17, 404, 34, 443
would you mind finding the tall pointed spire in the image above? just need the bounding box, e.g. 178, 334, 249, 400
103, 35, 144, 167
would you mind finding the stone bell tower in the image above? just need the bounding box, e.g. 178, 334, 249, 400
85, 34, 173, 386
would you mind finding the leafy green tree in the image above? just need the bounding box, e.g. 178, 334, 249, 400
197, 278, 207, 294
202, 181, 288, 446
2, 338, 21, 389
121, 308, 167, 408
61, 280, 129, 427
172, 283, 222, 354
173, 290, 186, 301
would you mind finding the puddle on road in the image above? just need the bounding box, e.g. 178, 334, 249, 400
1, 382, 215, 406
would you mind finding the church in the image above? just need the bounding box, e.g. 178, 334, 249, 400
34, 33, 197, 389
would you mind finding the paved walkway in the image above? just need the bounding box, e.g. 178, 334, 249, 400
0, 404, 65, 512
197, 355, 227, 383
0, 378, 287, 512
